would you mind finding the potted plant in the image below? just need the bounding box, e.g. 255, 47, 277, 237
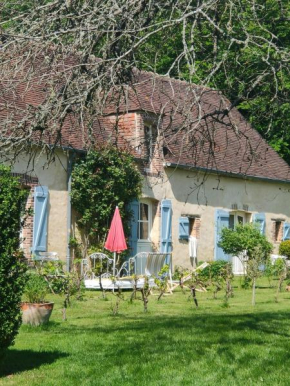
21, 273, 54, 326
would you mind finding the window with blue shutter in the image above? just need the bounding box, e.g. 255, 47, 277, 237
215, 209, 230, 261
160, 199, 172, 265
283, 222, 290, 240
128, 200, 139, 256
253, 213, 266, 234
32, 186, 49, 256
179, 217, 189, 240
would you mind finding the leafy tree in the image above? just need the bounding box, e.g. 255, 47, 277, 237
219, 224, 272, 260
0, 166, 29, 360
219, 223, 273, 305
71, 147, 142, 252
138, 1, 290, 163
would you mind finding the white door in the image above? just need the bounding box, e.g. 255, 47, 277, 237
230, 212, 248, 275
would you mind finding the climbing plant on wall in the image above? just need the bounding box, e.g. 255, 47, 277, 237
71, 147, 142, 250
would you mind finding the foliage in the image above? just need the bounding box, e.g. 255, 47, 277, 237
245, 246, 266, 306
219, 224, 272, 306
154, 264, 170, 301
129, 274, 151, 312
272, 258, 287, 302
0, 166, 29, 359
50, 273, 81, 320
219, 223, 273, 261
71, 147, 142, 248
35, 259, 83, 320
198, 261, 227, 282
197, 261, 233, 302
279, 241, 290, 259
173, 266, 190, 281
23, 273, 49, 303
138, 1, 290, 164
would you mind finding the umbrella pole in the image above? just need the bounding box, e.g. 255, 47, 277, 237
113, 251, 116, 293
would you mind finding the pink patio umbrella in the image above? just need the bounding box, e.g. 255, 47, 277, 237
104, 206, 127, 277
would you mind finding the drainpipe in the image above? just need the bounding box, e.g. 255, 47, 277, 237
66, 152, 74, 271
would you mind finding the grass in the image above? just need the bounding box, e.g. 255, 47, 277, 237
1, 278, 290, 386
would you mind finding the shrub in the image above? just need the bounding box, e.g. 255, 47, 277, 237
0, 167, 29, 360
279, 240, 290, 259
23, 274, 49, 303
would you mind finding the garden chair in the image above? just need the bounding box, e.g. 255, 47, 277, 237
117, 252, 148, 277
33, 252, 61, 275
36, 251, 59, 261
170, 261, 209, 292
145, 252, 171, 277
82, 252, 114, 280
117, 252, 171, 278
145, 252, 173, 293
116, 252, 172, 291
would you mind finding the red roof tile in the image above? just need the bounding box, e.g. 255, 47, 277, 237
1, 60, 289, 182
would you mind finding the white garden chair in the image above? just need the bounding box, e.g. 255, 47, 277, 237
117, 252, 172, 291
81, 252, 115, 279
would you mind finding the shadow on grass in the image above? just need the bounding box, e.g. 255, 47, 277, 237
0, 349, 69, 377
58, 309, 290, 344
48, 309, 290, 383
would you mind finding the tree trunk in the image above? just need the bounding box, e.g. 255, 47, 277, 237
252, 277, 256, 306
191, 287, 198, 307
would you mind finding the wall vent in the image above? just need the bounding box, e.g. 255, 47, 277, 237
231, 203, 238, 210
243, 204, 249, 212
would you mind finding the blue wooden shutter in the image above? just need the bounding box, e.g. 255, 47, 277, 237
160, 200, 172, 262
179, 217, 189, 240
32, 186, 49, 255
253, 213, 266, 234
283, 223, 290, 240
128, 200, 139, 256
215, 209, 230, 261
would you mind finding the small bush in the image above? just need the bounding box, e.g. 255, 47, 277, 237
279, 240, 290, 259
23, 274, 49, 303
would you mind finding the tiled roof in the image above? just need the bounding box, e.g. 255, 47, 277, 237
1, 62, 289, 182
105, 70, 290, 182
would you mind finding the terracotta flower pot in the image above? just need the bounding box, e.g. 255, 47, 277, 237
21, 302, 54, 326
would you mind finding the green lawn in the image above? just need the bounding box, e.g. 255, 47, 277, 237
1, 279, 290, 386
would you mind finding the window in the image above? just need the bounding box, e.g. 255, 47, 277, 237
238, 216, 244, 225
229, 214, 235, 230
144, 125, 157, 163
229, 212, 248, 229
274, 221, 283, 242
189, 217, 201, 239
138, 203, 150, 240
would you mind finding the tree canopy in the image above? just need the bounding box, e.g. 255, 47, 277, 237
219, 223, 273, 260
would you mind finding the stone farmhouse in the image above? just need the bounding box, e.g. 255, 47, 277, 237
3, 69, 290, 273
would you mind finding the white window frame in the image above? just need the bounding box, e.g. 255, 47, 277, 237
229, 211, 250, 229
138, 201, 152, 241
